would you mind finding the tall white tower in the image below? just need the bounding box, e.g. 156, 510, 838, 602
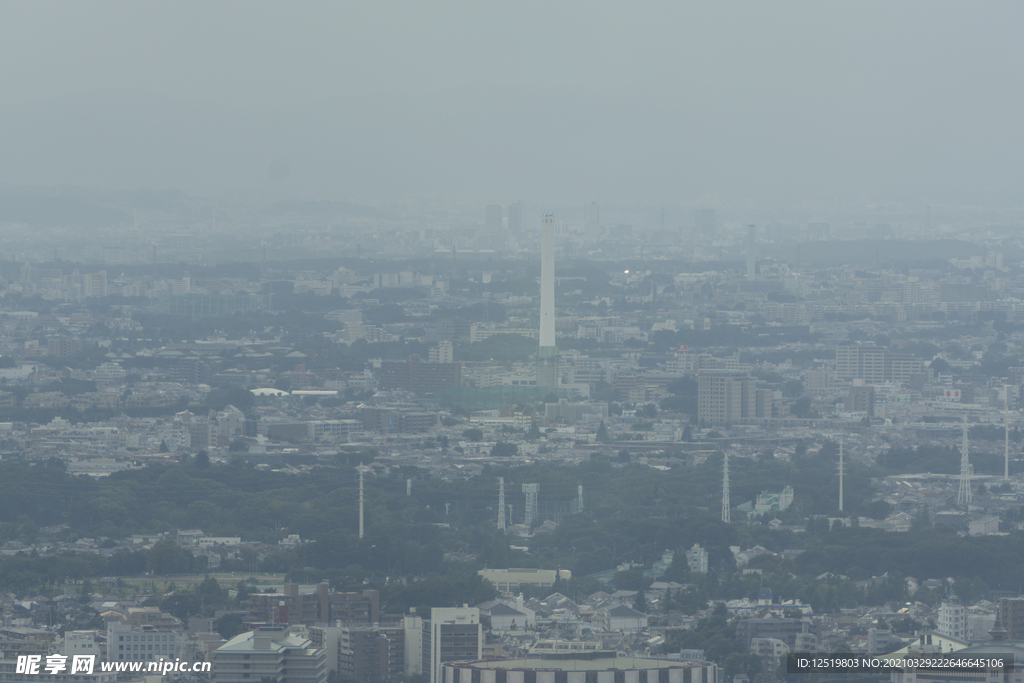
577, 484, 584, 513
721, 451, 731, 523
497, 477, 506, 531
958, 417, 972, 507
523, 483, 540, 527
537, 215, 558, 387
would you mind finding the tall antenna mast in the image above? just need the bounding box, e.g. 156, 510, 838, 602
1006, 414, 1011, 481
523, 483, 539, 528
358, 464, 367, 538
838, 434, 845, 514
722, 451, 731, 523
958, 417, 972, 507
1005, 386, 1011, 481
497, 477, 506, 531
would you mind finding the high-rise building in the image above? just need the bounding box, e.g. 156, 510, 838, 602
999, 599, 1024, 640
378, 355, 461, 393
835, 345, 923, 384
212, 626, 327, 683
686, 543, 708, 573
170, 359, 212, 385
485, 204, 502, 232
422, 608, 482, 683
697, 371, 756, 425
427, 341, 453, 364
805, 370, 837, 398
694, 208, 715, 243
507, 202, 523, 235
937, 598, 967, 640
82, 270, 108, 298
845, 384, 875, 416
537, 215, 558, 387
246, 583, 379, 626
108, 622, 181, 662
339, 625, 407, 683
47, 337, 77, 358
485, 204, 502, 248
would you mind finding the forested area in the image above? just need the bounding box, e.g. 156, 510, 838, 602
1, 443, 1023, 616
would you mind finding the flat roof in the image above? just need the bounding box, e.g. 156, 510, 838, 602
449, 657, 708, 672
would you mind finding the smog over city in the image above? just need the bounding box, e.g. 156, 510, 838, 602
1, 3, 1024, 683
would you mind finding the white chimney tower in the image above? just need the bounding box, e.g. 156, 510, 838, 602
538, 215, 558, 387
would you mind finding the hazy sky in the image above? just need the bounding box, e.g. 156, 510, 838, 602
1, 1, 1022, 207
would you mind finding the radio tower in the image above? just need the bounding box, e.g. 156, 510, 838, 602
523, 483, 539, 527
722, 451, 731, 523
958, 417, 972, 507
838, 435, 844, 514
357, 464, 370, 538
1006, 414, 1011, 481
497, 477, 506, 531
1005, 387, 1011, 481
577, 484, 584, 513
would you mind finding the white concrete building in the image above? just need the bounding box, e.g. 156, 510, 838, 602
212, 626, 326, 683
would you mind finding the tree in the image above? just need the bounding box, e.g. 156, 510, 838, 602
613, 567, 647, 591
790, 397, 819, 419
194, 450, 210, 469
596, 420, 611, 443
158, 440, 169, 453
910, 506, 931, 532
79, 578, 94, 604
197, 576, 226, 607
148, 538, 193, 575
463, 428, 483, 442
491, 442, 519, 458
782, 379, 805, 398
663, 551, 691, 583
633, 590, 648, 613
216, 612, 245, 639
